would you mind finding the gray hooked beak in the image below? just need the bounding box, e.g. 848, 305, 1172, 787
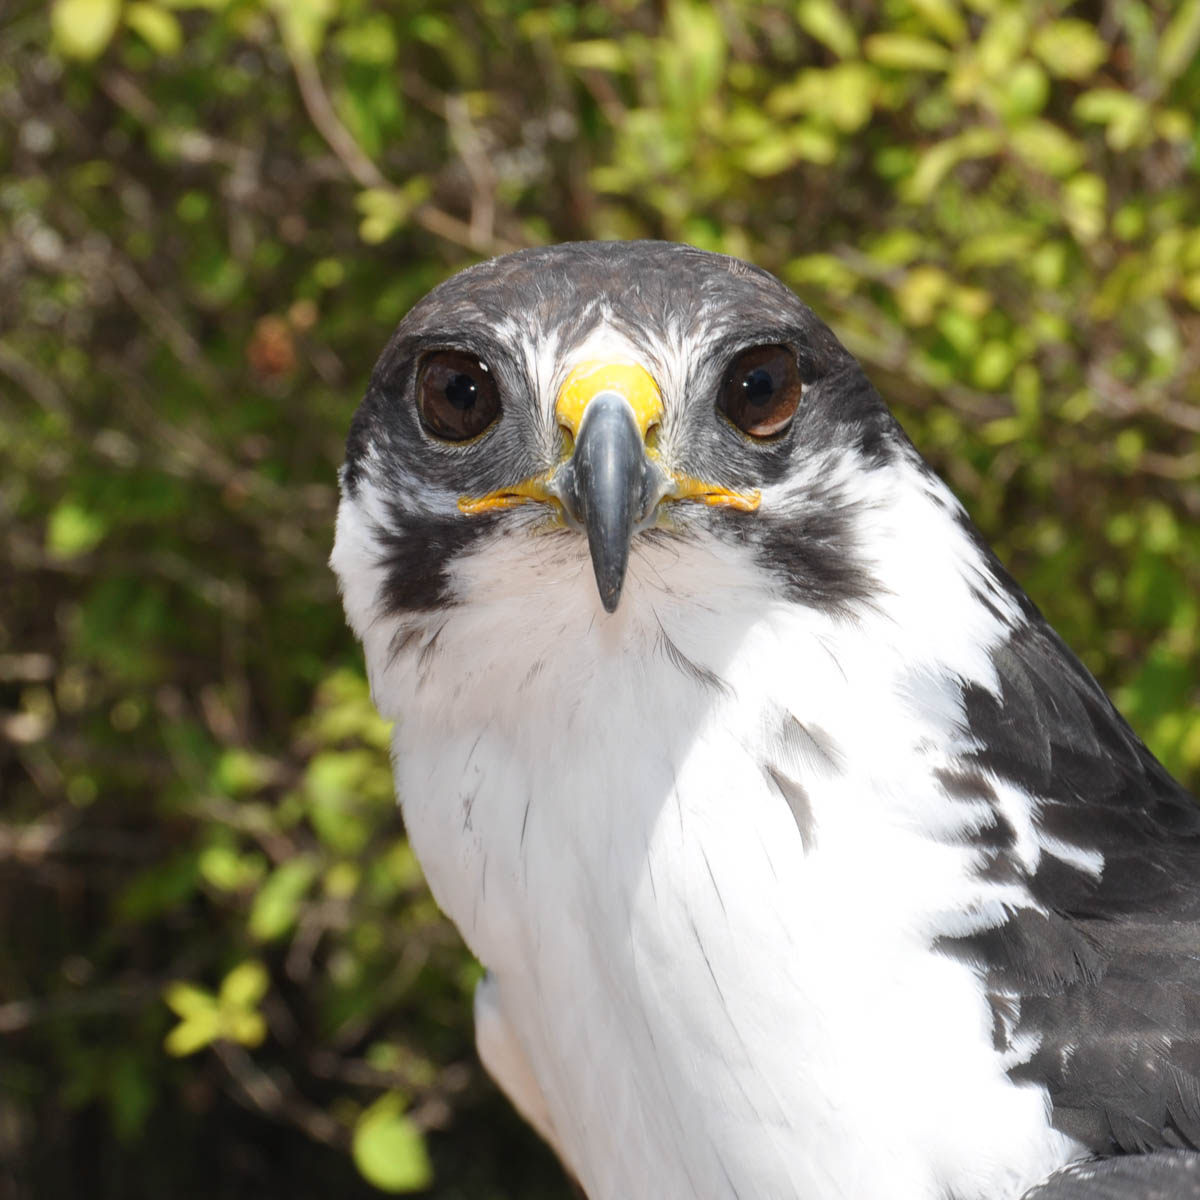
550, 391, 663, 613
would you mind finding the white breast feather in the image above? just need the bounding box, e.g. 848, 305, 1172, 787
331, 456, 1087, 1200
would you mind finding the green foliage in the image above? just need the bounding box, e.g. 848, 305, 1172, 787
2, 1, 1198, 1197
353, 1093, 435, 1194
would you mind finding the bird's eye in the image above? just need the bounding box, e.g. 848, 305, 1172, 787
718, 345, 805, 438
418, 351, 501, 442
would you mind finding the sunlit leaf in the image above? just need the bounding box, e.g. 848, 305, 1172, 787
163, 1010, 222, 1056
864, 33, 951, 71
163, 982, 217, 1020
46, 501, 106, 559
353, 1094, 434, 1193
1008, 120, 1084, 177
248, 857, 319, 941
796, 0, 858, 59
219, 961, 270, 1010
125, 3, 183, 56
562, 40, 626, 71
51, 0, 121, 60
907, 0, 967, 44
1032, 19, 1108, 81
1159, 0, 1200, 85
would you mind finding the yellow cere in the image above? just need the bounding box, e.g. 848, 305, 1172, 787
555, 360, 664, 438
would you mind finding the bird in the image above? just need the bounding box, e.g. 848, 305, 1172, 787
330, 240, 1200, 1199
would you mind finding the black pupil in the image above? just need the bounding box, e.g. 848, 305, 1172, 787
445, 372, 478, 410
743, 367, 776, 407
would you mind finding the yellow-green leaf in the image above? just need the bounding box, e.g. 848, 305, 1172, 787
974, 339, 1016, 389
1032, 19, 1109, 81
1008, 120, 1084, 177
1159, 0, 1200, 85
864, 33, 951, 71
896, 265, 950, 326
976, 8, 1028, 76
163, 982, 217, 1021
51, 0, 121, 60
902, 127, 1002, 202
353, 1094, 433, 1194
796, 0, 858, 59
997, 59, 1049, 121
270, 0, 337, 56
356, 180, 430, 245
46, 501, 106, 559
125, 3, 182, 56
225, 1010, 267, 1048
562, 39, 625, 71
908, 0, 967, 44
248, 857, 318, 941
163, 1010, 221, 1056
219, 960, 270, 1010
1062, 171, 1107, 244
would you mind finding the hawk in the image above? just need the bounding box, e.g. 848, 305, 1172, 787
331, 241, 1200, 1199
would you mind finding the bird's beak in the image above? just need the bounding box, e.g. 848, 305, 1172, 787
459, 359, 760, 613
548, 362, 666, 613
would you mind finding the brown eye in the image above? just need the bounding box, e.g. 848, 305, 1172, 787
418, 351, 501, 441
718, 344, 805, 438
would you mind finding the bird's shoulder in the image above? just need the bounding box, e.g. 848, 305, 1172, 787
937, 551, 1200, 1155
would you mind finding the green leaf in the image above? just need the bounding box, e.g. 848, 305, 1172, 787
1062, 171, 1107, 244
163, 982, 217, 1020
225, 1009, 267, 1048
796, 0, 858, 59
248, 857, 318, 941
819, 63, 876, 131
1008, 120, 1084, 177
335, 15, 398, 64
125, 3, 182, 56
907, 0, 967, 44
896, 266, 950, 326
219, 960, 270, 1010
1032, 19, 1108, 81
1074, 88, 1151, 150
976, 8, 1028, 76
46, 501, 106, 559
214, 748, 278, 795
356, 180, 431, 245
353, 1094, 434, 1193
973, 339, 1016, 389
864, 33, 951, 71
163, 983, 222, 1057
163, 1009, 221, 1057
51, 0, 121, 60
562, 40, 626, 71
661, 0, 727, 110
902, 127, 1002, 202
270, 0, 338, 56
1159, 0, 1200, 85
997, 59, 1049, 122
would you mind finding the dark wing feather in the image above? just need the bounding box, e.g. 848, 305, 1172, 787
1021, 1151, 1200, 1199
941, 544, 1200, 1155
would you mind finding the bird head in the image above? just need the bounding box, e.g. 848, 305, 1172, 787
333, 241, 907, 641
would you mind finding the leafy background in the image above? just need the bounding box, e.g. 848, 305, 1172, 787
2, 0, 1199, 1195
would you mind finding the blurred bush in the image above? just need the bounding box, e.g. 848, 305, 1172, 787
1, 0, 1197, 1196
